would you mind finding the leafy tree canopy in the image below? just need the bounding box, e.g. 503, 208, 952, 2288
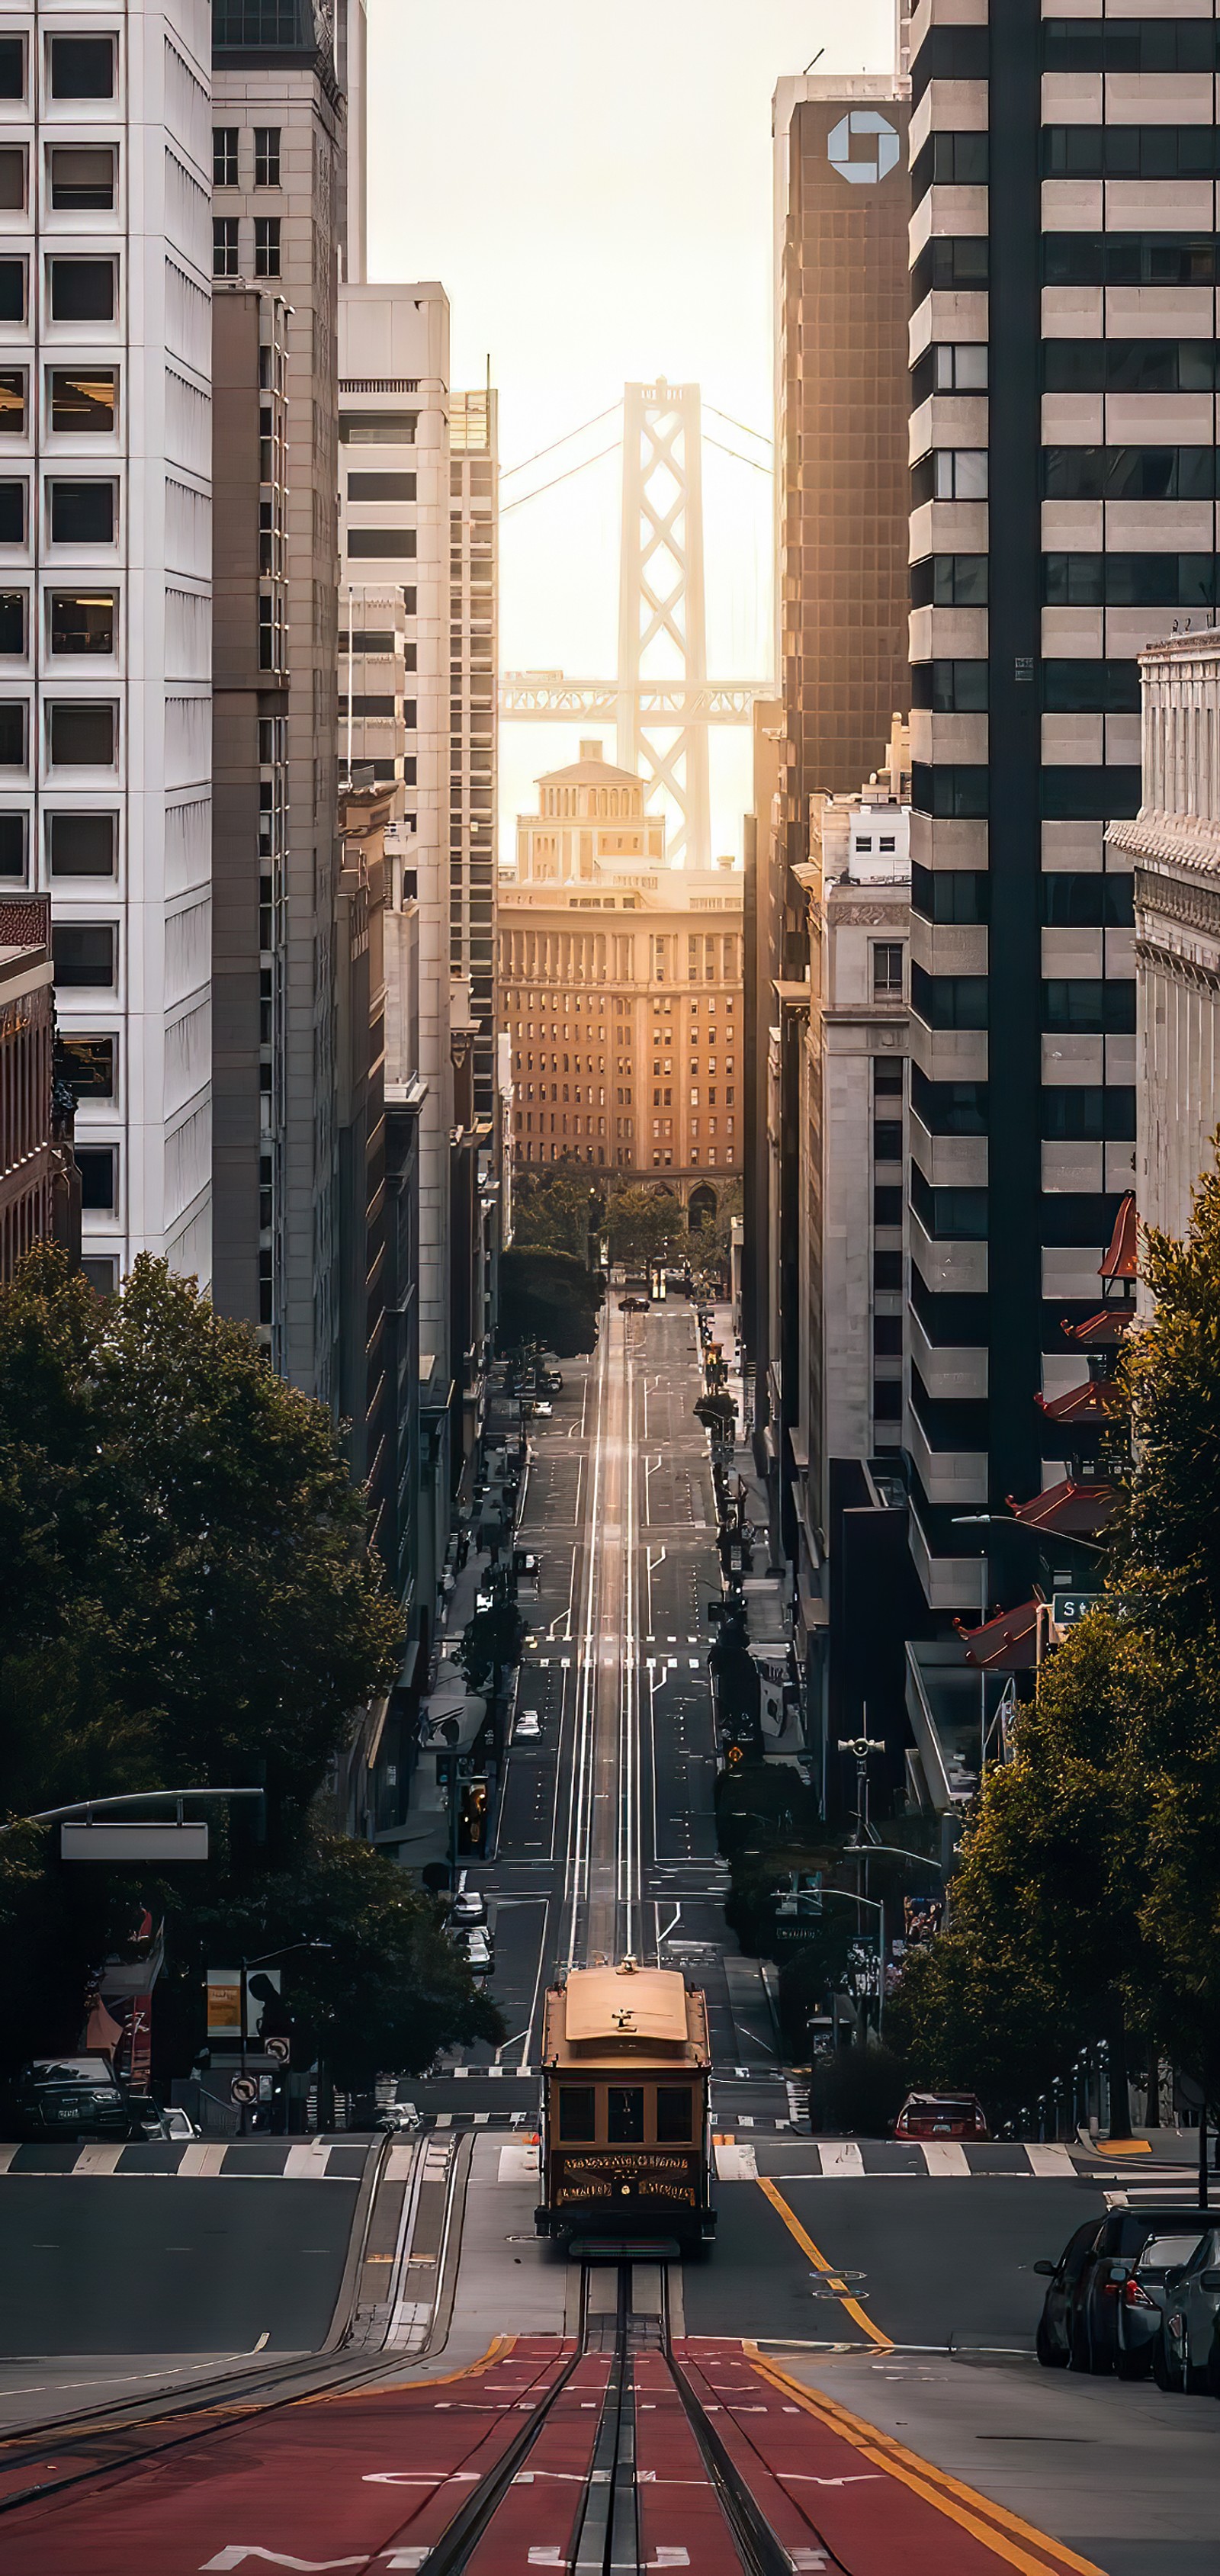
607, 1188, 681, 1268
498, 1248, 603, 1357
511, 1174, 604, 1262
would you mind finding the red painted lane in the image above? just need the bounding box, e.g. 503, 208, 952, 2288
0, 2339, 571, 2576
460, 2350, 611, 2573
632, 2347, 746, 2575
674, 2343, 1076, 2576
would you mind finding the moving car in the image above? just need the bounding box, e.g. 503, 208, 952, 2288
1155, 2226, 1220, 2392
376, 2101, 422, 2135
1113, 2227, 1212, 2380
515, 1707, 543, 1742
532, 1399, 554, 1418
1034, 2205, 1201, 2372
449, 1874, 488, 1929
893, 2090, 987, 2141
457, 1926, 494, 1979
618, 1295, 649, 1312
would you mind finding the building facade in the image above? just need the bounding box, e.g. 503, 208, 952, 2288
210, 0, 340, 1396
500, 743, 743, 1197
902, 0, 1185, 1619
448, 385, 498, 1122
0, 0, 213, 1294
0, 888, 53, 1274
1115, 632, 1220, 1245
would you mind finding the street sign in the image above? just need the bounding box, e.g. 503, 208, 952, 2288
230, 2073, 258, 2105
1052, 1592, 1104, 1627
60, 1821, 209, 1861
264, 2035, 291, 2064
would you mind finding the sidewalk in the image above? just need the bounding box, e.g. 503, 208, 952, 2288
708, 1297, 785, 1587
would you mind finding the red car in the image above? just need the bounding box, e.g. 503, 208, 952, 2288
894, 2089, 988, 2141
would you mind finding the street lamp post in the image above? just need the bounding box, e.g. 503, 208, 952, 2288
815, 1887, 887, 2038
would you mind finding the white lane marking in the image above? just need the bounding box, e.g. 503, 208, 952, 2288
283, 2144, 332, 2179
72, 2143, 124, 2175
1025, 2142, 1077, 2176
818, 2141, 865, 2178
714, 2141, 758, 2180
178, 2143, 228, 2178
200, 2555, 368, 2571
920, 2143, 970, 2176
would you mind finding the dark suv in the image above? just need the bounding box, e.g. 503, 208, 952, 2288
11, 2054, 140, 2141
1035, 2205, 1199, 2372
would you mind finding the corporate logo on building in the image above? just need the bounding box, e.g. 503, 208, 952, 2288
827, 110, 901, 186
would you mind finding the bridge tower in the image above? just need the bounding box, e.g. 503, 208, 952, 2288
617, 380, 711, 869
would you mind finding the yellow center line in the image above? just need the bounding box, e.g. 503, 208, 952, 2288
755, 2175, 893, 2350
744, 2350, 1109, 2576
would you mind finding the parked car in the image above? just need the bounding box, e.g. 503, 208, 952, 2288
449, 1874, 488, 1929
1110, 2227, 1211, 2379
893, 2090, 987, 2141
376, 2101, 422, 2136
515, 1707, 543, 1742
456, 1926, 494, 1979
1034, 2205, 1199, 2372
538, 1369, 563, 1393
161, 2105, 201, 2142
12, 2054, 138, 2142
618, 1296, 649, 1312
532, 1399, 554, 1418
1155, 2226, 1220, 2392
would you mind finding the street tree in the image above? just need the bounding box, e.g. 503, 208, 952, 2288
607, 1188, 680, 1269
497, 1248, 603, 1356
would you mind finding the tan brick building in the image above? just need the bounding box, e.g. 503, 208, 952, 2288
499, 744, 743, 1205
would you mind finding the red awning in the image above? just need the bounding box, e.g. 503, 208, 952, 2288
1006, 1479, 1118, 1537
957, 1598, 1041, 1671
1035, 1378, 1125, 1428
1100, 1193, 1138, 1281
1060, 1308, 1133, 1347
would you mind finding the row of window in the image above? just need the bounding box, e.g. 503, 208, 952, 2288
0, 589, 122, 655
213, 218, 281, 281
913, 660, 1144, 718
0, 142, 118, 213
911, 963, 1137, 1036
213, 124, 280, 188
0, 702, 120, 766
0, 812, 116, 878
0, 255, 123, 323
912, 18, 1220, 95
910, 866, 1135, 928
0, 479, 114, 542
913, 551, 1220, 611
910, 1066, 1136, 1143
0, 32, 117, 101
1044, 445, 1220, 503
1044, 127, 1220, 182
911, 763, 1141, 823
917, 234, 1220, 300
916, 338, 1220, 406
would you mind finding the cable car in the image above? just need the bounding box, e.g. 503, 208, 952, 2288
535, 1960, 715, 2251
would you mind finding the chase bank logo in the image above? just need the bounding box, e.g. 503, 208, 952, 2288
827, 109, 901, 186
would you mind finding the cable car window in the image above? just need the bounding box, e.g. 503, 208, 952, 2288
557, 2086, 596, 2142
608, 2086, 644, 2142
656, 2087, 693, 2143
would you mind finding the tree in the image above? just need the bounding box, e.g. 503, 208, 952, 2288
607, 1188, 679, 1269
691, 1180, 743, 1270
0, 1248, 403, 1842
511, 1175, 603, 1262
497, 1248, 603, 1356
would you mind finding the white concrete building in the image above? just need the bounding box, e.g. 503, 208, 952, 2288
1110, 632, 1220, 1245
0, 0, 213, 1292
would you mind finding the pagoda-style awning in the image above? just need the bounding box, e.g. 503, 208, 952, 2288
1100, 1193, 1138, 1281
1007, 1479, 1118, 1537
1061, 1307, 1133, 1348
1035, 1379, 1125, 1428
956, 1598, 1041, 1671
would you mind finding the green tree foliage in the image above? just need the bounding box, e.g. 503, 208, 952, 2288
607, 1188, 680, 1269
894, 1155, 1220, 2115
691, 1180, 743, 1270
511, 1174, 603, 1261
497, 1248, 603, 1356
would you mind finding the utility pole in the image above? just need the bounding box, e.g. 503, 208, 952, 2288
836, 1729, 886, 1996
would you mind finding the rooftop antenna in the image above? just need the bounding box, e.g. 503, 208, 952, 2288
803, 46, 825, 71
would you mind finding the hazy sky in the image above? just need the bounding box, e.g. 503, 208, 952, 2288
367, 1, 897, 859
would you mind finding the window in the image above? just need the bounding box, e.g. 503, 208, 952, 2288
911, 22, 988, 102
50, 146, 116, 215
910, 1166, 989, 1241
873, 1313, 904, 1357
213, 217, 239, 279
557, 2086, 596, 2142
874, 1119, 904, 1162
607, 2086, 644, 2143
347, 472, 416, 501
911, 862, 989, 925
874, 1057, 903, 1097
0, 36, 24, 98
76, 1145, 116, 1212
339, 412, 419, 445
49, 811, 115, 876
873, 1380, 904, 1421
912, 449, 988, 507
911, 1066, 989, 1135
1041, 1087, 1135, 1142
1042, 769, 1141, 824
1043, 235, 1218, 290
50, 369, 117, 432
1043, 20, 1220, 74
872, 943, 904, 1001
874, 1184, 904, 1226
253, 218, 281, 278
52, 922, 114, 986
0, 262, 26, 324
0, 148, 26, 210
1044, 447, 1214, 506
1040, 873, 1133, 928
1042, 981, 1137, 1035
0, 702, 24, 764
911, 660, 987, 714
254, 127, 281, 186
873, 1248, 903, 1291
81, 1254, 118, 1295
213, 127, 239, 187
910, 554, 987, 609
348, 528, 416, 558
49, 702, 114, 765
911, 342, 989, 405
1043, 127, 1220, 182
0, 589, 24, 654
0, 375, 25, 441
50, 590, 114, 654
656, 2087, 693, 2143
50, 481, 114, 546
910, 962, 988, 1029
911, 237, 990, 301
911, 130, 989, 198
1044, 340, 1217, 397
1042, 661, 1141, 717
49, 259, 115, 323
49, 36, 115, 99
58, 1033, 114, 1097
910, 763, 989, 819
0, 811, 24, 874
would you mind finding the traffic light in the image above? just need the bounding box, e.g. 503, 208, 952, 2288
459, 1778, 489, 1857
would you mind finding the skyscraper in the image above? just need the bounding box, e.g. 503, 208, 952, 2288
448, 386, 498, 1123
0, 1, 213, 1293
904, 5, 1186, 1617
